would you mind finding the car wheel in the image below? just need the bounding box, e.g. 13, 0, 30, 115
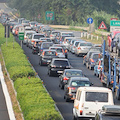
73, 116, 77, 120
94, 72, 96, 76
64, 95, 69, 102
48, 70, 52, 76
39, 60, 43, 66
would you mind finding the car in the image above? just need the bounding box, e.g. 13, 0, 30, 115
32, 39, 47, 54
75, 41, 93, 56
49, 31, 60, 41
21, 20, 30, 27
52, 44, 68, 58
29, 21, 38, 29
64, 77, 91, 102
59, 69, 84, 89
39, 50, 58, 66
49, 46, 65, 58
73, 87, 114, 120
38, 42, 53, 55
83, 50, 101, 66
95, 105, 120, 120
87, 52, 101, 70
28, 33, 45, 48
48, 58, 72, 76
23, 31, 36, 45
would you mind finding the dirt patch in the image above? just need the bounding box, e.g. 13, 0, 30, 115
0, 50, 23, 120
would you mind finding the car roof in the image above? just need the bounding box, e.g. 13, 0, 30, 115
43, 49, 56, 52
78, 87, 112, 92
64, 69, 82, 72
70, 77, 89, 81
49, 46, 63, 49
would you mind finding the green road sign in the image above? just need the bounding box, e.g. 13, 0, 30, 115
19, 32, 24, 40
45, 11, 54, 20
110, 20, 120, 26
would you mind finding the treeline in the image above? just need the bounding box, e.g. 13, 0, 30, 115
8, 0, 120, 28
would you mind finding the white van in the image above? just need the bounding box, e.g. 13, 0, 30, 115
73, 87, 114, 120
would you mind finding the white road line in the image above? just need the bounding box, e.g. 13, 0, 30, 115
0, 63, 16, 120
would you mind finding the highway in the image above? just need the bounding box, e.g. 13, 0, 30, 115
15, 30, 120, 120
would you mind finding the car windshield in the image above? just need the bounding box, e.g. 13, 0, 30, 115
71, 81, 90, 87
65, 71, 83, 76
51, 48, 63, 53
81, 43, 92, 46
54, 60, 69, 66
62, 33, 74, 36
34, 35, 45, 39
44, 51, 56, 56
86, 92, 108, 102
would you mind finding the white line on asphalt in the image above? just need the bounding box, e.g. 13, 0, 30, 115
0, 63, 16, 120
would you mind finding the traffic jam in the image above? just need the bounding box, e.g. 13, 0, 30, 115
1, 13, 120, 120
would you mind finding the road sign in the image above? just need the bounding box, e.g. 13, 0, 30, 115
87, 18, 93, 24
111, 18, 117, 21
98, 21, 107, 29
19, 33, 24, 40
110, 20, 120, 26
45, 11, 54, 21
110, 20, 120, 32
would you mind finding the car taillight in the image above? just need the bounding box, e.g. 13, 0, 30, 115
41, 49, 43, 52
80, 110, 83, 115
68, 87, 75, 90
31, 40, 35, 42
42, 51, 45, 56
24, 37, 27, 39
55, 52, 58, 56
51, 65, 56, 68
90, 59, 94, 62
50, 35, 53, 37
63, 77, 69, 80
78, 47, 81, 49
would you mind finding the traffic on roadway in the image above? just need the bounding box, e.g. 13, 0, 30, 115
1, 10, 120, 120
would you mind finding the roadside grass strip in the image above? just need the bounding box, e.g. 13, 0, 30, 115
0, 24, 62, 120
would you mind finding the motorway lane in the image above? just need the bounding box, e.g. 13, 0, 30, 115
16, 36, 108, 120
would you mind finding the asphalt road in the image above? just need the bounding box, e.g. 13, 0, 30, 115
15, 30, 120, 120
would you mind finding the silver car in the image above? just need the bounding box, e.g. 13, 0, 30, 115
75, 42, 93, 56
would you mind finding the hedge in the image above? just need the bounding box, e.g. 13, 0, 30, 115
0, 24, 62, 120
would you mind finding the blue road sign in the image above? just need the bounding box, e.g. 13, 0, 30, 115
87, 18, 93, 24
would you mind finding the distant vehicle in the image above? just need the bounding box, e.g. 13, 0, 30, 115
23, 30, 36, 45
38, 42, 53, 55
48, 58, 72, 76
95, 105, 120, 120
39, 50, 58, 66
29, 21, 38, 29
75, 42, 93, 56
87, 52, 101, 70
39, 37, 52, 42
50, 31, 60, 41
49, 46, 65, 58
59, 69, 84, 89
73, 87, 114, 120
28, 33, 45, 49
22, 20, 30, 27
64, 77, 91, 102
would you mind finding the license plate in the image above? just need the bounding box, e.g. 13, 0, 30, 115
57, 71, 63, 73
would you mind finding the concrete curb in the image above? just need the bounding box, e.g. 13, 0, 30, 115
0, 63, 16, 120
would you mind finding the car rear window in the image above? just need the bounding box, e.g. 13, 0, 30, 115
54, 60, 69, 66
65, 71, 83, 76
44, 51, 56, 56
71, 81, 90, 87
102, 115, 120, 120
51, 48, 63, 53
42, 43, 53, 48
34, 35, 45, 39
85, 92, 108, 102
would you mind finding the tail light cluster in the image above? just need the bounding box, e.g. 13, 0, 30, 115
78, 47, 81, 49
63, 77, 69, 80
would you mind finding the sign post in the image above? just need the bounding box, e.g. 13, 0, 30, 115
110, 20, 120, 32
87, 18, 93, 33
18, 26, 24, 48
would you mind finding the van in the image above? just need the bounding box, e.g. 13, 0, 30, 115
73, 87, 114, 120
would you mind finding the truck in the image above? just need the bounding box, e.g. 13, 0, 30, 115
101, 40, 120, 100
